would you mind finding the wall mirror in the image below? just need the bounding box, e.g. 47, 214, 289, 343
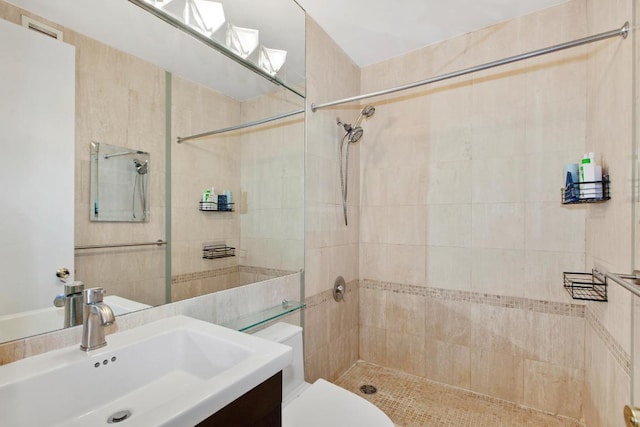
0, 0, 305, 344
90, 142, 151, 222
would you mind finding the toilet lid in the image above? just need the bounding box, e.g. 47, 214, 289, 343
282, 379, 394, 427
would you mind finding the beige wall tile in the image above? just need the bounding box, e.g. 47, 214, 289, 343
425, 246, 472, 290
387, 331, 426, 378
426, 204, 472, 247
524, 359, 583, 419
359, 325, 388, 367
470, 348, 524, 403
425, 340, 471, 390
472, 203, 525, 249
471, 248, 525, 296
385, 292, 426, 336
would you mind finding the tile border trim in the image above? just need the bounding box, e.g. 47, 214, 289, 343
585, 306, 631, 376
172, 265, 295, 284
360, 278, 585, 317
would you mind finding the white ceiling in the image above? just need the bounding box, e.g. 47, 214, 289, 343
297, 0, 570, 67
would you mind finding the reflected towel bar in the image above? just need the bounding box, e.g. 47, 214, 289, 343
177, 108, 305, 143
311, 22, 629, 112
75, 240, 167, 250
603, 270, 640, 298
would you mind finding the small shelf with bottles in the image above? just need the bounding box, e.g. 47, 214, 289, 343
561, 175, 610, 204
199, 201, 235, 212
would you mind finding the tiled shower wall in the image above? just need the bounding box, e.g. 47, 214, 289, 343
303, 17, 361, 382
583, 0, 634, 425
357, 0, 634, 422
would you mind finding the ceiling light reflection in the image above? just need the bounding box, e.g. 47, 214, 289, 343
157, 0, 225, 36
258, 45, 287, 76
225, 23, 259, 59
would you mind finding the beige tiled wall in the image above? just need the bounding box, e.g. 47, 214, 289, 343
360, 1, 588, 302
360, 280, 586, 419
582, 0, 635, 424
170, 73, 241, 298
239, 88, 305, 272
303, 17, 361, 382
356, 0, 633, 421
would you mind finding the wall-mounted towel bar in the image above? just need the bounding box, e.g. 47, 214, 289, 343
311, 22, 629, 112
603, 270, 640, 298
75, 240, 167, 250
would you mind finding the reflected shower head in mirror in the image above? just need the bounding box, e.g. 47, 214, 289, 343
133, 159, 148, 175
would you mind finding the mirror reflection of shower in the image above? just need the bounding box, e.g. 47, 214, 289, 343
132, 159, 148, 221
90, 142, 150, 222
337, 105, 375, 226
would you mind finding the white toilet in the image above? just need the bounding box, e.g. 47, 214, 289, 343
254, 322, 394, 427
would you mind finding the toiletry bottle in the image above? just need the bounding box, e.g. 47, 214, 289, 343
563, 163, 579, 202
579, 153, 602, 199
224, 190, 233, 210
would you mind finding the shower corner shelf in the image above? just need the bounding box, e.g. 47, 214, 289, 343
202, 244, 235, 259
561, 175, 610, 205
199, 201, 235, 212
222, 300, 306, 332
563, 270, 607, 302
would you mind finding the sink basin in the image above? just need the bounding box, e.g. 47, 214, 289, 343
0, 315, 292, 426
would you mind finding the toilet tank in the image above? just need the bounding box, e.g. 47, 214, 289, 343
253, 322, 305, 400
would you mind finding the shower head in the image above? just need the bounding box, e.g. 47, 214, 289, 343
349, 127, 364, 143
336, 105, 376, 144
361, 105, 375, 118
133, 159, 148, 175
352, 105, 376, 129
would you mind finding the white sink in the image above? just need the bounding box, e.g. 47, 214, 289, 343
0, 315, 292, 426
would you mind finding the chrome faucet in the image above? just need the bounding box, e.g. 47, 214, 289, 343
53, 281, 85, 328
80, 287, 115, 352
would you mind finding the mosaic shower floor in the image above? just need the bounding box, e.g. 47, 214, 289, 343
334, 361, 584, 427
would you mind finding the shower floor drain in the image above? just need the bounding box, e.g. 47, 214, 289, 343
359, 384, 377, 395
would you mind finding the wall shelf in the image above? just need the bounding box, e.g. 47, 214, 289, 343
561, 175, 610, 204
202, 244, 235, 259
563, 270, 607, 301
199, 201, 234, 212
222, 300, 305, 332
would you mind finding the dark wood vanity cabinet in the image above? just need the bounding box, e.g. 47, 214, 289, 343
196, 371, 282, 427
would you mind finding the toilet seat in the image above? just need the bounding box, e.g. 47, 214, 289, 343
282, 379, 394, 427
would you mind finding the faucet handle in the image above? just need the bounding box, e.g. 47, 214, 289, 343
53, 294, 66, 307
84, 287, 106, 304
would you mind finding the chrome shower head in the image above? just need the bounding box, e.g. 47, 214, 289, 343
353, 105, 376, 129
133, 159, 148, 175
361, 105, 375, 118
336, 105, 376, 143
349, 127, 364, 143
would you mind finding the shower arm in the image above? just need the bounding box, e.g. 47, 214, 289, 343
311, 22, 629, 112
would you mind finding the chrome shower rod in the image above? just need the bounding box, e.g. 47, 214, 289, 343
177, 108, 305, 143
311, 22, 629, 112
